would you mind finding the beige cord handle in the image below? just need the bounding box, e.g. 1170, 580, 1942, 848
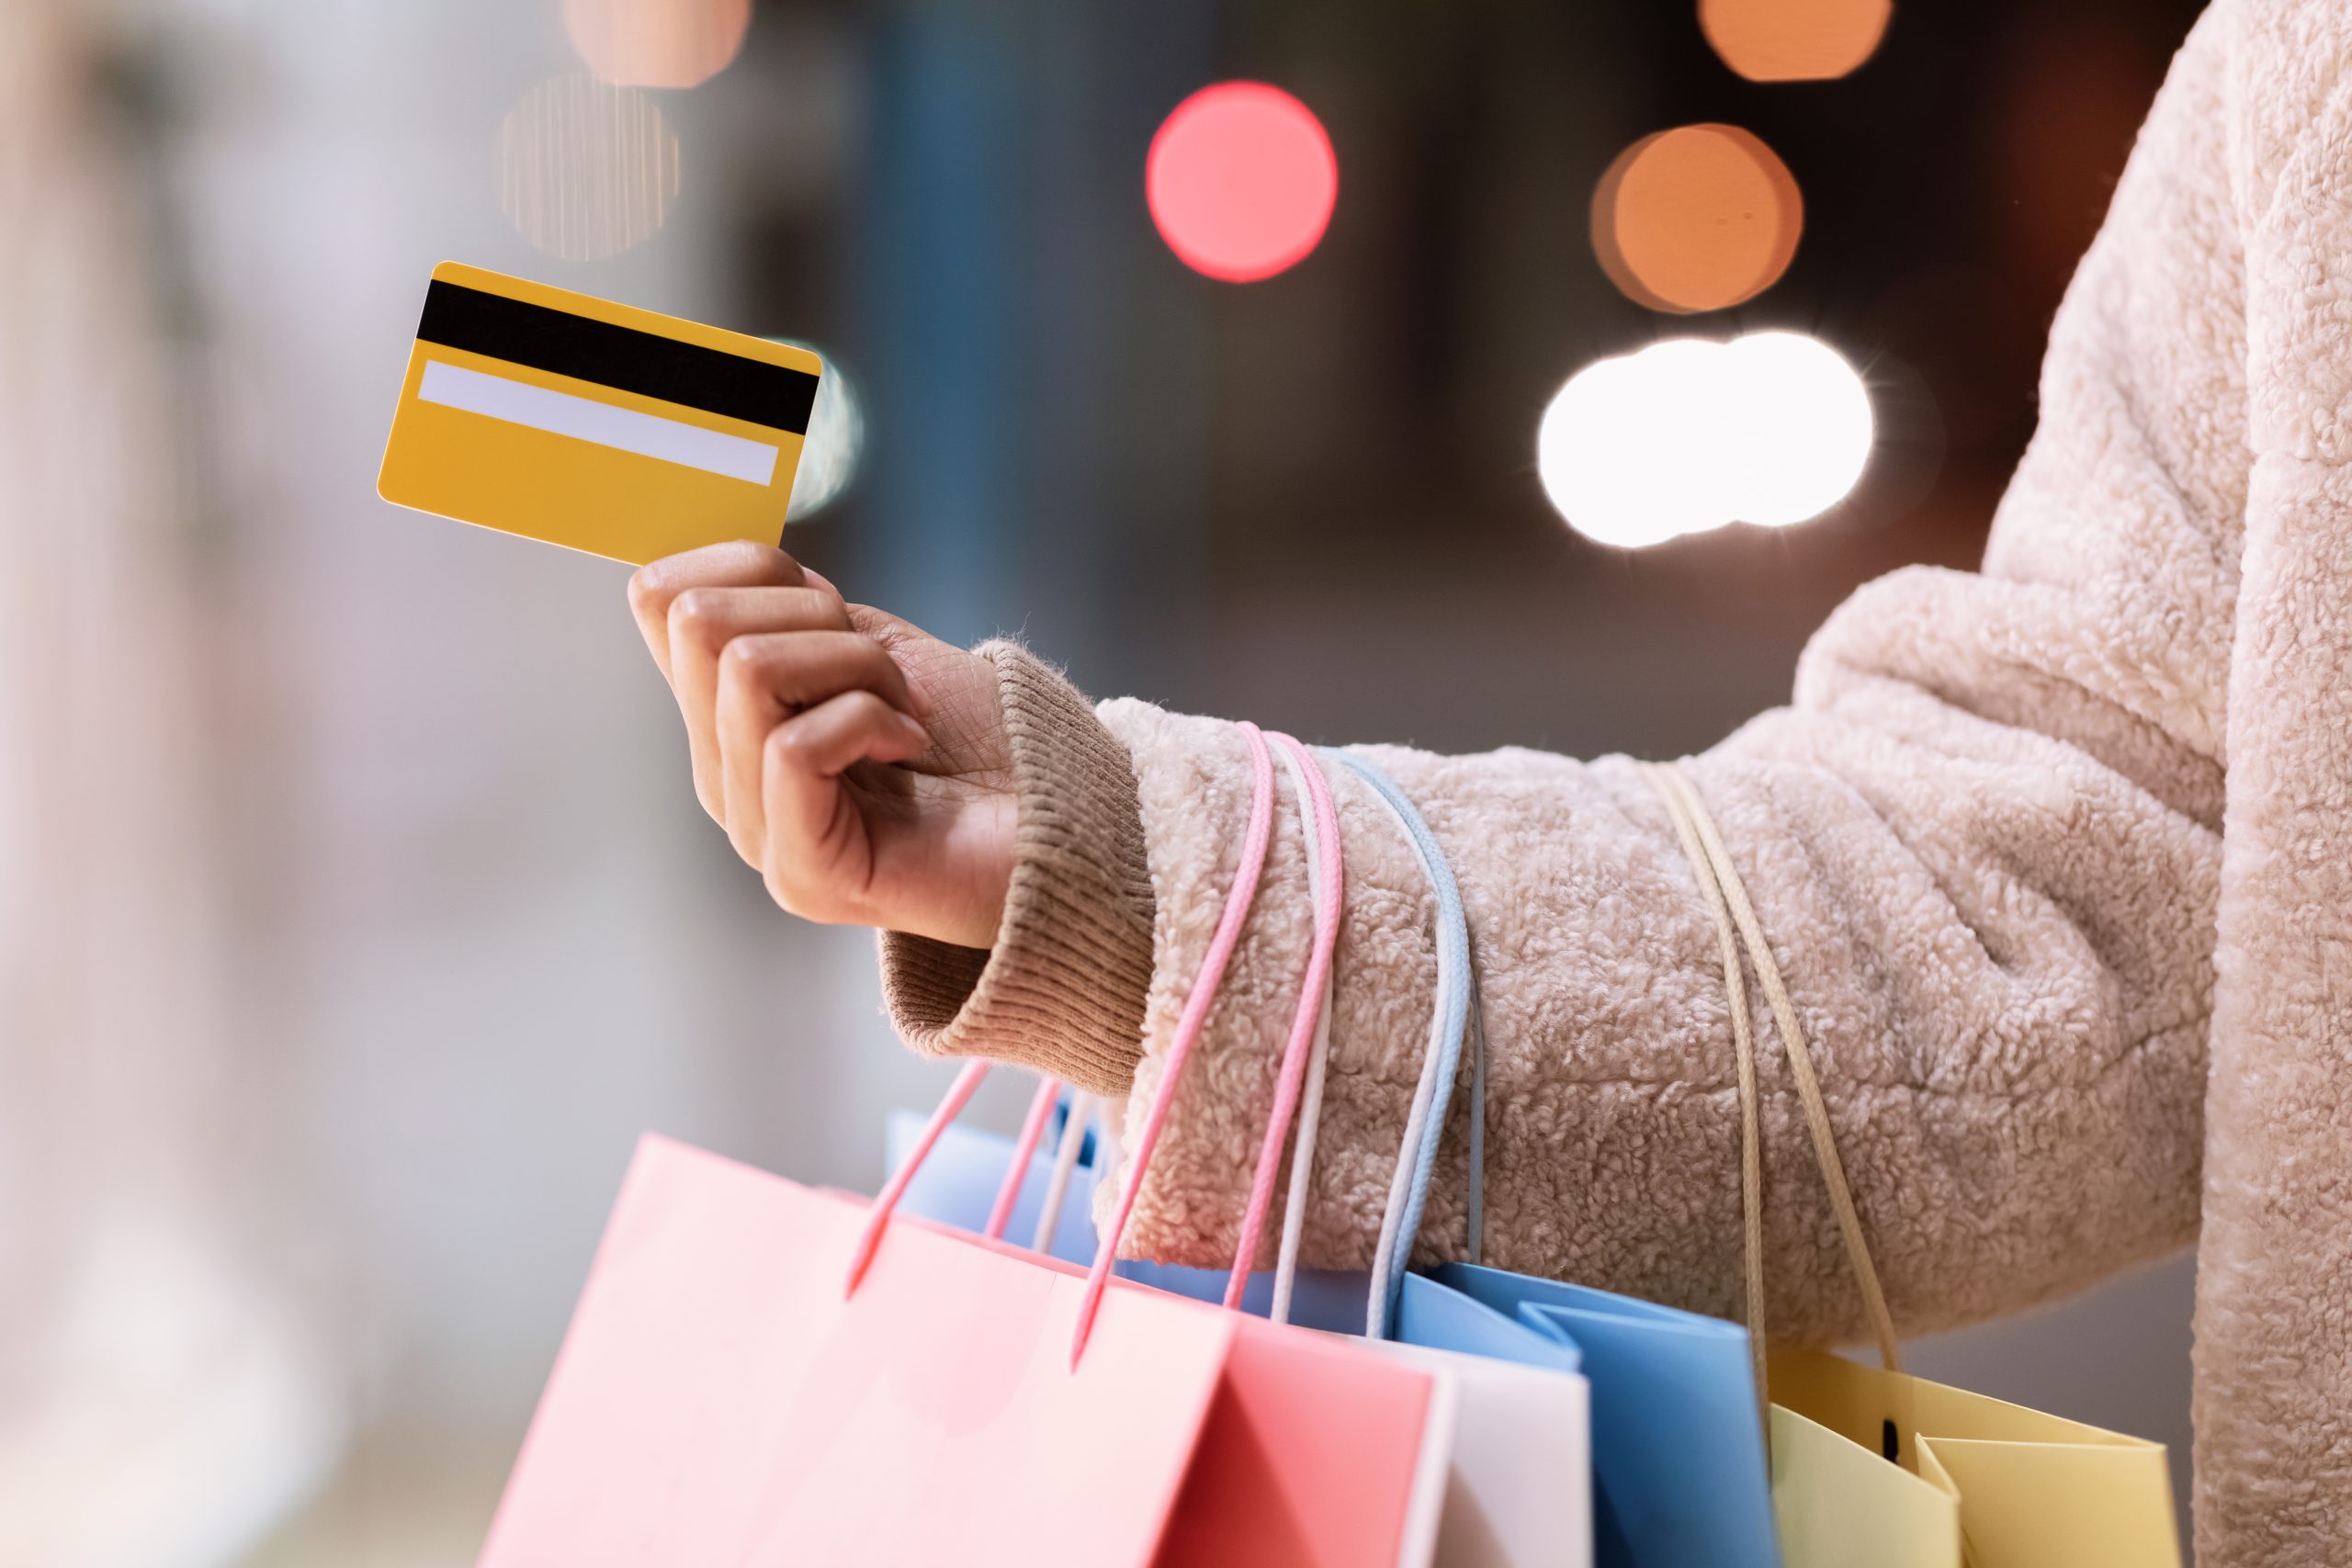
1641, 761, 1904, 1397
1644, 761, 1771, 1407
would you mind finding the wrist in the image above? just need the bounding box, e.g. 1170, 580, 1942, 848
877, 642, 1154, 1094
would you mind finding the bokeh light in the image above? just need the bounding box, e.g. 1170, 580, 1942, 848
1716, 332, 1874, 525
565, 0, 751, 90
496, 74, 681, 263
1700, 0, 1893, 83
1538, 341, 1735, 548
1592, 125, 1801, 314
1536, 332, 1872, 548
775, 342, 865, 522
1147, 83, 1338, 283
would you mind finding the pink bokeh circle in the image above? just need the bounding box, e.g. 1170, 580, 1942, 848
1148, 83, 1338, 283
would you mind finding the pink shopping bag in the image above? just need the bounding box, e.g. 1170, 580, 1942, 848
478, 1133, 1442, 1568
864, 1085, 1451, 1568
478, 1134, 1237, 1568
1158, 1318, 1453, 1568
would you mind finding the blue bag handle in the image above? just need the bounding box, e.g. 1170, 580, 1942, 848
1318, 750, 1486, 1337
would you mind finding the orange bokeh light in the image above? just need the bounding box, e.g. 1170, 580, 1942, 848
1591, 125, 1802, 314
565, 0, 751, 90
1700, 0, 1892, 83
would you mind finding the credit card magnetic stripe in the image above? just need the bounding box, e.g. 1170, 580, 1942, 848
415, 279, 819, 434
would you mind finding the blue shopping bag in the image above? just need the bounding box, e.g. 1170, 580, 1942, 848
1397, 1261, 1777, 1568
1393, 1269, 1580, 1373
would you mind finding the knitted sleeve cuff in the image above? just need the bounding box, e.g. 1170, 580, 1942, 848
876, 640, 1155, 1095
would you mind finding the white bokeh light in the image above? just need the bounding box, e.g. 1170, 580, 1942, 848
1538, 341, 1729, 548
1536, 331, 1872, 547
1718, 332, 1873, 525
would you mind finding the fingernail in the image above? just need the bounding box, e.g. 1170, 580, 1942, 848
899, 714, 931, 750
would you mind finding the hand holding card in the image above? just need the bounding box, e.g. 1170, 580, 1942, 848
626, 543, 1017, 951
381, 265, 1012, 943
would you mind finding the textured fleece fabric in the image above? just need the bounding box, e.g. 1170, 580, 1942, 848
2193, 4, 2352, 1564
878, 4, 2352, 1561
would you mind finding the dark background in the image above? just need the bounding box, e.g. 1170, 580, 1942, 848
730, 0, 2203, 756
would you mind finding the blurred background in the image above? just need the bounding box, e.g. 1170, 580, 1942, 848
0, 0, 2211, 1561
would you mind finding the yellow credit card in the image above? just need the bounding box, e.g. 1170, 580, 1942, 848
377, 262, 821, 565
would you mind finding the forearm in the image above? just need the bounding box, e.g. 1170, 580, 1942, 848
1099, 682, 2213, 1343
875, 618, 2217, 1344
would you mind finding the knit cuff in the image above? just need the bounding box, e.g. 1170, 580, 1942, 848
877, 641, 1155, 1095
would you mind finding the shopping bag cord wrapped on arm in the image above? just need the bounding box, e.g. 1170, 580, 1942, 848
1223, 732, 1347, 1312
1321, 749, 1481, 1340
1073, 721, 1280, 1362
1642, 760, 2181, 1565
1642, 761, 1902, 1387
1267, 739, 1346, 1325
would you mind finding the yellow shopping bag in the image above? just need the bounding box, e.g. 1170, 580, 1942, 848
1767, 1348, 2176, 1568
1768, 1402, 1958, 1567
1642, 762, 2182, 1568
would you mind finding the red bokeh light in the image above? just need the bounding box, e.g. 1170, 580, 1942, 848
1147, 83, 1339, 284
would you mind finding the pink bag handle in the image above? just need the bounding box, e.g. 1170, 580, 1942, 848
1070, 720, 1278, 1362
1220, 733, 1344, 1306
842, 1055, 994, 1294
845, 721, 1283, 1372
984, 1074, 1064, 1241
